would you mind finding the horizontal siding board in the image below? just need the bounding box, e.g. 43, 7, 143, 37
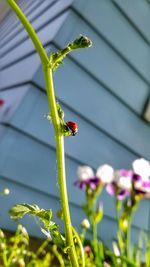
0, 125, 9, 147
0, 0, 31, 38
9, 87, 137, 167
114, 0, 150, 43
0, 12, 69, 66
1, 53, 150, 161
0, 0, 66, 52
0, 54, 40, 89
1, 10, 149, 114
34, 55, 150, 159
54, 10, 149, 114
0, 86, 29, 123
0, 0, 46, 48
0, 127, 149, 231
73, 0, 150, 83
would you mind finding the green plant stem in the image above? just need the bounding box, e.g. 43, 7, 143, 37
80, 228, 86, 244
91, 218, 98, 259
115, 199, 124, 254
92, 222, 97, 249
43, 67, 79, 267
36, 239, 49, 256
6, 1, 79, 266
52, 245, 65, 267
72, 227, 85, 267
125, 217, 131, 259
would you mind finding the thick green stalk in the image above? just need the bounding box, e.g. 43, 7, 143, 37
6, 1, 79, 266
43, 67, 79, 267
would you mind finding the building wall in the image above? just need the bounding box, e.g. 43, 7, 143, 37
0, 0, 150, 245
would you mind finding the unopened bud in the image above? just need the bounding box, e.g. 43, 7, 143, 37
81, 218, 90, 229
94, 202, 103, 224
69, 35, 92, 50
0, 230, 4, 238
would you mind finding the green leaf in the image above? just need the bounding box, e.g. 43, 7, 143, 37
9, 203, 52, 227
9, 203, 66, 250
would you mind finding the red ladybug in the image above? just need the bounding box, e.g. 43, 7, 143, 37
0, 99, 5, 107
66, 121, 78, 136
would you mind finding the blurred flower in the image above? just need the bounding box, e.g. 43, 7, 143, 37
132, 158, 150, 181
81, 218, 90, 229
77, 166, 94, 181
106, 169, 132, 200
96, 164, 114, 183
74, 176, 99, 190
132, 158, 150, 196
115, 169, 133, 190
106, 182, 129, 200
134, 180, 150, 196
75, 165, 100, 190
75, 164, 114, 190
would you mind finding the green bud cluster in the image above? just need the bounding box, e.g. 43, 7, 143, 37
69, 35, 92, 50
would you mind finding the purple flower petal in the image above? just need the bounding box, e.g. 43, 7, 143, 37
132, 173, 141, 181
119, 169, 133, 178
106, 183, 116, 196
117, 190, 129, 200
74, 176, 100, 190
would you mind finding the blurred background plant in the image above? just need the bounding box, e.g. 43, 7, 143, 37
74, 158, 150, 267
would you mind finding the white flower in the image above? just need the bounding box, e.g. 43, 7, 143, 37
132, 158, 150, 180
77, 166, 94, 181
96, 164, 114, 184
118, 176, 132, 190
81, 218, 90, 229
114, 170, 132, 190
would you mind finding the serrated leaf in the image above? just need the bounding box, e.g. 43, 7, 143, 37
9, 204, 52, 226
9, 203, 66, 249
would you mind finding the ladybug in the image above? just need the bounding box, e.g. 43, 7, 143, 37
66, 121, 78, 136
0, 99, 5, 107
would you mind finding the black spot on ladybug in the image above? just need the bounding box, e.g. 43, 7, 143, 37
66, 121, 78, 136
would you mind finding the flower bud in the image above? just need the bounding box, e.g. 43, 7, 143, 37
94, 203, 103, 224
81, 218, 90, 229
69, 35, 92, 50
77, 166, 94, 181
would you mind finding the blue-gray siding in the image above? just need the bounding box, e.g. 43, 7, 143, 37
0, 0, 150, 244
